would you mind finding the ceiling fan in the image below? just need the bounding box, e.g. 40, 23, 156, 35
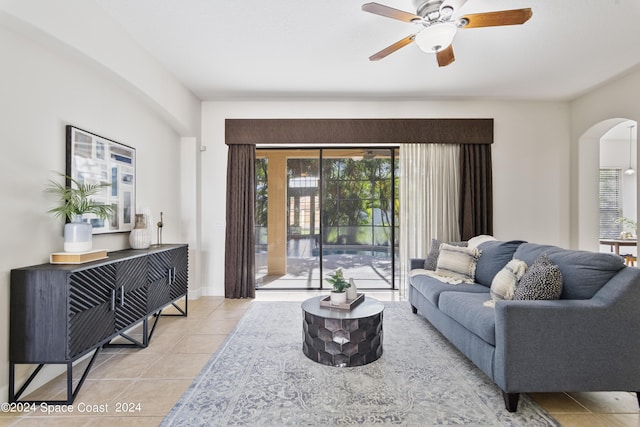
362, 0, 532, 66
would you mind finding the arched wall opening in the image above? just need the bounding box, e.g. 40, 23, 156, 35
578, 118, 638, 252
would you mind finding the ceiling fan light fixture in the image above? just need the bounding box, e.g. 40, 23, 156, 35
456, 17, 469, 28
414, 22, 457, 52
440, 0, 468, 14
440, 6, 453, 18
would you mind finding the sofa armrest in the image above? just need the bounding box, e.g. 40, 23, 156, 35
409, 258, 426, 270
493, 266, 640, 393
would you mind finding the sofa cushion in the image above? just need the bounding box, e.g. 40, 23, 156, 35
474, 240, 526, 287
424, 239, 467, 270
435, 244, 481, 283
438, 291, 497, 345
514, 254, 563, 300
513, 243, 625, 299
490, 259, 528, 302
410, 274, 489, 307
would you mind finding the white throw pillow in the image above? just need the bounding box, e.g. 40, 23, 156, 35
489, 259, 528, 302
468, 234, 496, 249
435, 243, 481, 283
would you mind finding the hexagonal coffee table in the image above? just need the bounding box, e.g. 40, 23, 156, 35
302, 295, 384, 367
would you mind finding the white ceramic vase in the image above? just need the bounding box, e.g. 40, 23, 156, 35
346, 278, 358, 300
64, 218, 92, 253
129, 213, 151, 249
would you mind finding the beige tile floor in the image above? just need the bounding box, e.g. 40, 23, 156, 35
1, 291, 638, 426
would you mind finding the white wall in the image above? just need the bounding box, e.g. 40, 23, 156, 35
570, 67, 640, 249
0, 0, 201, 136
200, 100, 571, 296
0, 18, 198, 400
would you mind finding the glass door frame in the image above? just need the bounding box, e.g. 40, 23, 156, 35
255, 146, 398, 291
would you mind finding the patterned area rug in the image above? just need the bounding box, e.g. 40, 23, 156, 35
162, 301, 559, 426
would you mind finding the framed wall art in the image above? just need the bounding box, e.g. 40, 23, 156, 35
66, 125, 136, 234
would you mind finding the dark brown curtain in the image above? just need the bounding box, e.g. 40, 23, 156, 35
224, 144, 256, 298
459, 144, 493, 240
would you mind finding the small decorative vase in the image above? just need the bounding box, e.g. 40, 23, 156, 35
64, 217, 92, 253
330, 291, 347, 305
129, 213, 151, 249
139, 207, 154, 246
346, 278, 358, 300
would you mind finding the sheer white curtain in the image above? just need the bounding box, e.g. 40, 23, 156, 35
399, 143, 461, 295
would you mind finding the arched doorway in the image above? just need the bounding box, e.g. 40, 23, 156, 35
578, 118, 637, 252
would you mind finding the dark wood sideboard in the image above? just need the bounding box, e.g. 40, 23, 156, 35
9, 244, 188, 405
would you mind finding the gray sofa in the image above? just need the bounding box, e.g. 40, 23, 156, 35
409, 240, 640, 412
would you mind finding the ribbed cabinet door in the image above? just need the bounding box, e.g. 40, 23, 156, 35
115, 256, 148, 330
147, 251, 171, 313
69, 264, 117, 358
170, 246, 189, 300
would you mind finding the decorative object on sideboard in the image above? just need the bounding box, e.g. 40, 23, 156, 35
66, 125, 136, 234
50, 249, 108, 264
129, 213, 151, 249
326, 268, 351, 305
139, 207, 154, 245
64, 217, 93, 253
157, 211, 164, 245
45, 173, 115, 253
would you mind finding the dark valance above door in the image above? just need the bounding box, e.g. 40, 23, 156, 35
225, 118, 493, 145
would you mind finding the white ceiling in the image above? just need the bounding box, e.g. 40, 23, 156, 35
94, 0, 640, 101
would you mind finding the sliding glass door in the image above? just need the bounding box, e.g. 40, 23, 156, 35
255, 147, 398, 290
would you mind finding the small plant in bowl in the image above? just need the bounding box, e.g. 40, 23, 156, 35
45, 173, 115, 252
326, 268, 350, 304
45, 173, 115, 222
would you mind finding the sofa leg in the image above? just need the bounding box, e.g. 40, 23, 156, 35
636, 392, 640, 408
502, 392, 519, 412
411, 305, 417, 314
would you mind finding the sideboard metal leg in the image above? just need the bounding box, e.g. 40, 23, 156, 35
9, 348, 100, 405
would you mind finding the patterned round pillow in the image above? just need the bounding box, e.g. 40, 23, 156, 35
514, 254, 563, 300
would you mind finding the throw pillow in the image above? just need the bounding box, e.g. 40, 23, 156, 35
435, 243, 481, 283
468, 234, 497, 249
490, 259, 528, 301
474, 240, 527, 287
424, 238, 468, 270
514, 254, 563, 300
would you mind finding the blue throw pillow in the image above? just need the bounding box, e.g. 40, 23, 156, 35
474, 240, 526, 287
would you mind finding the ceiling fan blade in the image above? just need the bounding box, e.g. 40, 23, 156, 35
369, 34, 416, 61
362, 2, 421, 23
459, 8, 533, 28
436, 44, 455, 67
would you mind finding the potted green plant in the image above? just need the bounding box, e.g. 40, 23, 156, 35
615, 216, 637, 239
326, 268, 351, 304
45, 173, 115, 253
